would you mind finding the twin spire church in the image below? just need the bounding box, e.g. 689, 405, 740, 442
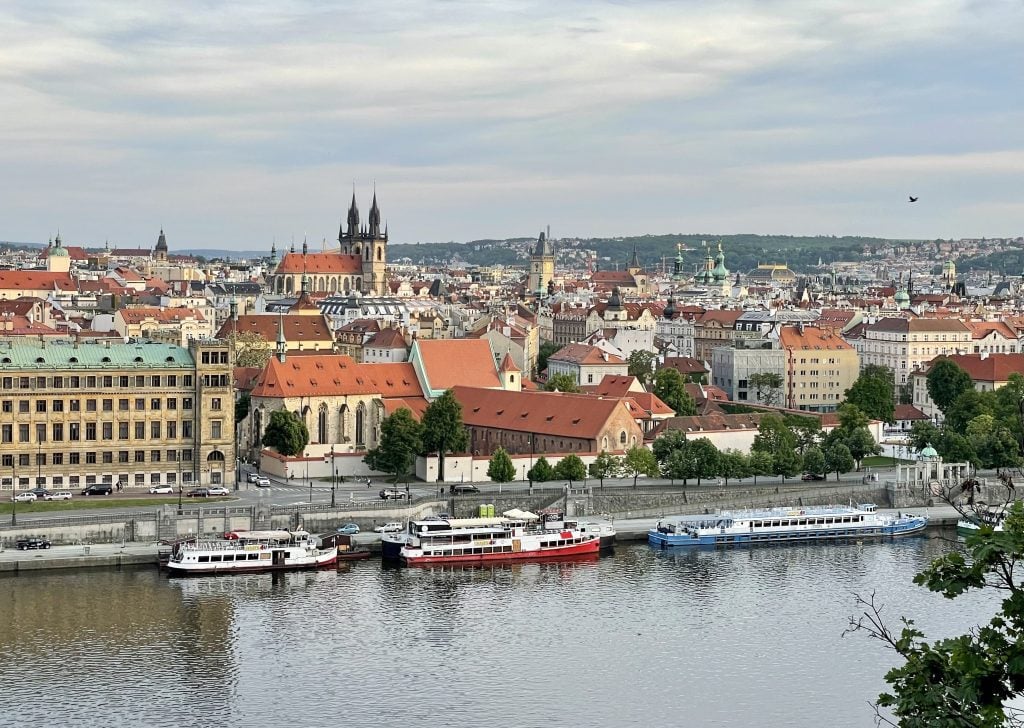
267, 191, 389, 296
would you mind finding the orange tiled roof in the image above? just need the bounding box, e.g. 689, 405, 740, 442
0, 271, 76, 292
214, 314, 333, 343
920, 353, 1024, 383
274, 252, 362, 275
779, 325, 855, 351
415, 339, 502, 390
119, 307, 205, 324
550, 343, 625, 366
251, 355, 424, 398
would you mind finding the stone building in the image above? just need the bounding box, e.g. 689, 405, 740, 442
0, 338, 234, 492
528, 231, 555, 297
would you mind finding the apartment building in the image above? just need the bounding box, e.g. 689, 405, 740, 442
853, 318, 971, 386
779, 325, 859, 413
0, 339, 234, 493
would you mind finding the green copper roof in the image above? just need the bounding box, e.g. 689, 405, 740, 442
0, 341, 195, 369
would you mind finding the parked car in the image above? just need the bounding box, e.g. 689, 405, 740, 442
43, 491, 73, 501
247, 472, 261, 483
16, 537, 51, 550
801, 473, 826, 481
254, 476, 271, 487
13, 492, 37, 502
373, 522, 404, 533
450, 484, 481, 494
336, 523, 360, 535
379, 488, 408, 500
207, 486, 230, 496
81, 485, 113, 496
29, 487, 51, 499
149, 485, 173, 494
186, 488, 210, 498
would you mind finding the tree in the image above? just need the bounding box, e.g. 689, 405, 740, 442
526, 456, 555, 483
752, 414, 797, 454
945, 389, 995, 434
420, 389, 469, 481
627, 350, 656, 388
261, 409, 309, 457
785, 414, 822, 454
486, 447, 516, 483
719, 450, 750, 485
846, 427, 881, 471
848, 501, 1024, 727
652, 429, 687, 466
773, 446, 802, 482
652, 367, 697, 416
687, 438, 721, 485
544, 373, 580, 393
363, 408, 423, 484
802, 446, 825, 477
536, 341, 561, 376
823, 443, 854, 481
662, 448, 694, 484
588, 451, 619, 488
749, 371, 784, 406
554, 454, 587, 485
844, 365, 896, 423
227, 329, 273, 369
235, 393, 250, 424
966, 415, 1022, 471
748, 450, 773, 485
622, 446, 659, 487
909, 420, 941, 452
926, 359, 973, 415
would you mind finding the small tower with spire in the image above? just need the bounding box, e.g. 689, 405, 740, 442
275, 312, 287, 363
529, 230, 555, 297
498, 350, 521, 392
154, 228, 168, 263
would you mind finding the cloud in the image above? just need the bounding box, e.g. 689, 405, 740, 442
0, 0, 1021, 245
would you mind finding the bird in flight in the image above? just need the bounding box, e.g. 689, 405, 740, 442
908, 196, 918, 202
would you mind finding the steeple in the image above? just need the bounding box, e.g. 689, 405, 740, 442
368, 189, 381, 238
533, 231, 553, 257
269, 240, 278, 265
628, 241, 640, 271
345, 189, 360, 238
609, 286, 623, 310
302, 236, 308, 256
275, 312, 287, 362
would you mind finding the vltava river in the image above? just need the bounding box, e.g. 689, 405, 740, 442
0, 532, 996, 728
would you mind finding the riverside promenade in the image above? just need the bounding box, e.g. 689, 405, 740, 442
0, 505, 965, 574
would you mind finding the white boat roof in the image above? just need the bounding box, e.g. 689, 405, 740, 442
502, 509, 539, 521
235, 530, 303, 540
444, 517, 509, 528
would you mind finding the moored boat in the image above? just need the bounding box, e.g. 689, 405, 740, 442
165, 528, 338, 575
957, 507, 1006, 536
649, 503, 927, 548
382, 508, 603, 565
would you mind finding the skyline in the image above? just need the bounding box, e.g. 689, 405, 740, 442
1, 1, 1022, 250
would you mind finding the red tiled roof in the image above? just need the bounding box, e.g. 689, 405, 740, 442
894, 404, 928, 421
662, 356, 708, 374
38, 245, 90, 261
415, 339, 501, 390
233, 366, 263, 392
867, 317, 970, 334
214, 314, 333, 344
452, 385, 633, 439
367, 328, 407, 349
274, 252, 362, 275
779, 325, 855, 351
920, 353, 1024, 383
965, 321, 1017, 340
252, 355, 424, 398
119, 306, 205, 324
550, 343, 625, 366
0, 271, 76, 292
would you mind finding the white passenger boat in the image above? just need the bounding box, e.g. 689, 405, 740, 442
957, 507, 1006, 536
649, 503, 927, 548
380, 509, 605, 565
165, 528, 338, 575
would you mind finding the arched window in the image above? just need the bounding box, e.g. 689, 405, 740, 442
602, 436, 608, 450
377, 246, 383, 261
343, 277, 350, 291
340, 404, 349, 442
317, 277, 325, 292
330, 277, 338, 292
619, 431, 627, 445
285, 277, 294, 294
317, 405, 328, 444
355, 404, 366, 447
207, 450, 225, 462
365, 247, 371, 261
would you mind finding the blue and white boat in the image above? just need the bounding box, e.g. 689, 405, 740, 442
649, 503, 927, 548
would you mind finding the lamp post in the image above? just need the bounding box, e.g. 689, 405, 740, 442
177, 485, 183, 512
330, 446, 336, 508
11, 459, 17, 526
307, 452, 312, 503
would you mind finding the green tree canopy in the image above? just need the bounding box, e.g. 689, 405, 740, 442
623, 446, 659, 487
554, 454, 587, 484
652, 429, 687, 465
626, 350, 656, 388
748, 450, 773, 484
844, 364, 896, 423
823, 443, 854, 480
486, 447, 517, 483
228, 329, 273, 369
784, 414, 823, 454
802, 446, 825, 477
536, 341, 561, 376
544, 372, 581, 393
719, 449, 750, 485
926, 359, 973, 415
526, 456, 555, 483
588, 451, 620, 487
261, 409, 309, 457
752, 414, 797, 453
849, 501, 1024, 727
773, 446, 803, 481
421, 389, 469, 481
363, 408, 423, 483
653, 367, 697, 416
749, 371, 784, 406
945, 389, 996, 434
687, 437, 721, 485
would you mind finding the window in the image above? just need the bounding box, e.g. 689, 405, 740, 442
151, 375, 161, 387
182, 449, 193, 462
135, 422, 145, 439
52, 454, 63, 466
151, 422, 161, 439
150, 398, 161, 411
167, 421, 176, 439
211, 398, 222, 410
119, 399, 129, 411
102, 398, 112, 411
36, 400, 47, 413
86, 399, 97, 412
119, 376, 129, 388
1, 377, 10, 389
151, 450, 161, 463
183, 398, 193, 410
53, 376, 63, 389
102, 376, 112, 387
183, 375, 193, 387
35, 376, 46, 389
18, 400, 28, 413
167, 398, 177, 410
36, 424, 46, 442
118, 451, 129, 463
150, 473, 161, 484
70, 376, 80, 388
183, 422, 193, 438
70, 453, 80, 465
1, 454, 11, 467
135, 398, 145, 410
70, 399, 80, 412
168, 449, 178, 462
86, 376, 96, 388
102, 452, 113, 464
619, 431, 627, 444
18, 454, 29, 467
135, 376, 145, 388
135, 451, 145, 463
52, 400, 63, 412
19, 424, 29, 442
86, 452, 97, 464
167, 375, 177, 387
1, 424, 11, 443
119, 423, 129, 439
0, 401, 8, 413
212, 421, 222, 439
135, 473, 145, 486
85, 423, 97, 440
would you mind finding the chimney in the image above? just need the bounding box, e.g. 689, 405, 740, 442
980, 351, 989, 360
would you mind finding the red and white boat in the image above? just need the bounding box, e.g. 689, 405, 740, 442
381, 509, 603, 566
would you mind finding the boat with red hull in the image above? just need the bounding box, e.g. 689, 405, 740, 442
381, 509, 605, 566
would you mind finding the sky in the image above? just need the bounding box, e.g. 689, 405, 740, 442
1, 0, 1022, 251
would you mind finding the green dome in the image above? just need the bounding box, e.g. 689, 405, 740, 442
919, 444, 939, 459
712, 261, 729, 281
49, 246, 69, 257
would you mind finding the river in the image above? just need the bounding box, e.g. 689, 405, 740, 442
0, 531, 996, 728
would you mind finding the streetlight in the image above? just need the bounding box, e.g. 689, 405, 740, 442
307, 452, 312, 503
330, 446, 336, 508
11, 458, 17, 526
177, 485, 183, 512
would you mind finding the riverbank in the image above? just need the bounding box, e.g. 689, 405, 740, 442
0, 505, 963, 574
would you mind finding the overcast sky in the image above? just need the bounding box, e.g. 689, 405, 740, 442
1, 1, 1021, 251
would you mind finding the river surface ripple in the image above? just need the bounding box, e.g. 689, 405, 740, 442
0, 531, 996, 728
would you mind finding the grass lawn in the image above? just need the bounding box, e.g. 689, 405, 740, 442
0, 496, 234, 515
861, 456, 914, 467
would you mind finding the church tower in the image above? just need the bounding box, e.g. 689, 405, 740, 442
337, 189, 388, 296
529, 231, 554, 296
154, 228, 168, 263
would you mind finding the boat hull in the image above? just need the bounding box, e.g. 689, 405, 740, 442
166, 550, 338, 576
402, 537, 600, 566
649, 519, 928, 548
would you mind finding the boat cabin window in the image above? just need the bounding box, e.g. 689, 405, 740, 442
198, 555, 210, 563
